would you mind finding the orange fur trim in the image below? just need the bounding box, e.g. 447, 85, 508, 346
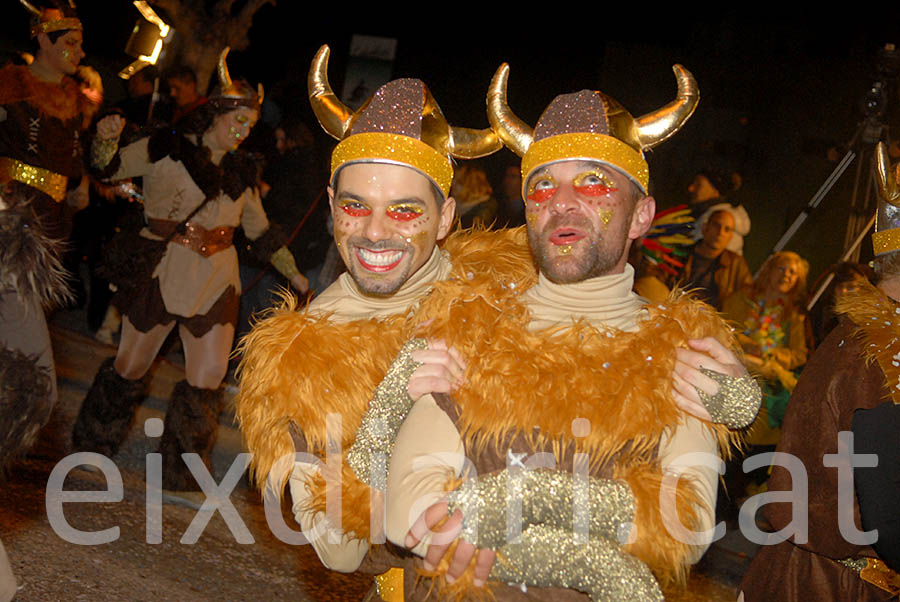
304, 462, 377, 541
235, 228, 536, 511
617, 462, 701, 588
425, 288, 742, 472
835, 280, 900, 405
0, 65, 84, 120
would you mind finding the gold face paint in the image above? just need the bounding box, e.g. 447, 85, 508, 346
557, 245, 573, 256
596, 208, 613, 227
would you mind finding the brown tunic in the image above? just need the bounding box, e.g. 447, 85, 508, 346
739, 317, 894, 601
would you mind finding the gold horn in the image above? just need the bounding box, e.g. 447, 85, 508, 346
448, 126, 502, 159
257, 83, 265, 106
308, 45, 354, 141
876, 142, 900, 206
634, 64, 699, 150
19, 0, 41, 16
218, 47, 233, 91
487, 63, 533, 157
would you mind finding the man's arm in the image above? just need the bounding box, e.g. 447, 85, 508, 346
288, 462, 369, 572
852, 401, 900, 571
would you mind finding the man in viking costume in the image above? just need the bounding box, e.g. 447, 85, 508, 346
235, 45, 515, 600
738, 143, 900, 600
70, 49, 307, 499
0, 3, 88, 596
380, 64, 761, 600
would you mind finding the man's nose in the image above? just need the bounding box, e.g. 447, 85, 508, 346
362, 210, 391, 241
550, 185, 579, 215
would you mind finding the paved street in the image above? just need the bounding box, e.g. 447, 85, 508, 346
0, 312, 750, 600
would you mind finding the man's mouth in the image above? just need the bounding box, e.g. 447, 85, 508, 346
548, 228, 586, 245
355, 247, 405, 272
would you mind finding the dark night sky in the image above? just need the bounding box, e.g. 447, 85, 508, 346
4, 4, 900, 276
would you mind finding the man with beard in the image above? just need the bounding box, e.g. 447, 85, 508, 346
382, 64, 760, 599
235, 45, 513, 600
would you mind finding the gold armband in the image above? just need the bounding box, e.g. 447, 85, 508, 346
91, 136, 119, 171
696, 368, 762, 429
269, 246, 300, 279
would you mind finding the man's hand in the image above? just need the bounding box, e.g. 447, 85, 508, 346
405, 500, 496, 588
289, 272, 309, 294
672, 337, 748, 421
95, 114, 125, 140
407, 339, 466, 401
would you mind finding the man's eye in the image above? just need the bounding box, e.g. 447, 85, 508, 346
527, 178, 557, 203
338, 202, 371, 217
574, 172, 617, 196
387, 205, 423, 221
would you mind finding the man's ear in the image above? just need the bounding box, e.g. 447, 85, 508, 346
327, 185, 335, 213
437, 196, 457, 241
629, 195, 655, 240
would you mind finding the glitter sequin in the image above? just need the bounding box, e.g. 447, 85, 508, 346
695, 368, 762, 429
447, 468, 635, 550
521, 133, 649, 193
346, 338, 428, 490
490, 523, 663, 600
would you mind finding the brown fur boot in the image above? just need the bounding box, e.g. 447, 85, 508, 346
71, 357, 146, 456
159, 380, 223, 491
0, 346, 53, 473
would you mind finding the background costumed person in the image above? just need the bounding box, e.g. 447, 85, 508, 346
235, 45, 510, 600
1, 0, 90, 242
383, 63, 761, 600
0, 5, 88, 593
70, 49, 307, 497
738, 142, 900, 601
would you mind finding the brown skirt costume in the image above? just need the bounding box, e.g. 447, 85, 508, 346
117, 277, 239, 338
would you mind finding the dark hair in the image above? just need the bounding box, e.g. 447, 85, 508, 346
166, 65, 197, 86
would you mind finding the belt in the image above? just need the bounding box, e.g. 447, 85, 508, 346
147, 218, 234, 258
838, 557, 900, 595
0, 157, 67, 202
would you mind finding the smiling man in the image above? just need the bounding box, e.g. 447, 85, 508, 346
383, 64, 762, 600
234, 46, 514, 600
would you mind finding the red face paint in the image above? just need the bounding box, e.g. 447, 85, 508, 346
339, 203, 371, 217
574, 183, 617, 197
527, 187, 556, 203
386, 204, 424, 221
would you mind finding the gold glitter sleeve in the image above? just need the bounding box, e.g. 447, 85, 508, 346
491, 523, 663, 601
446, 469, 635, 550
695, 368, 761, 429
269, 246, 301, 279
91, 135, 119, 171
347, 338, 428, 490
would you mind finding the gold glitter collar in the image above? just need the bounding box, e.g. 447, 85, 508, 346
521, 132, 649, 194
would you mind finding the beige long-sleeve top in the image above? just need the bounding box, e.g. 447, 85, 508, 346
287, 248, 451, 572
385, 264, 719, 563
112, 137, 270, 317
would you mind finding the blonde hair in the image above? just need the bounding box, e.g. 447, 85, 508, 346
752, 251, 809, 308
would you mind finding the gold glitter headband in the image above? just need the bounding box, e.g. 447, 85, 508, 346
20, 2, 81, 38
331, 133, 454, 197
521, 133, 649, 193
